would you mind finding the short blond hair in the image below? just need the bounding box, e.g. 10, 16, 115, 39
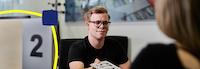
84, 6, 110, 24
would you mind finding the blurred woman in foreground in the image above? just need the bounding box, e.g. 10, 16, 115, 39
131, 0, 200, 69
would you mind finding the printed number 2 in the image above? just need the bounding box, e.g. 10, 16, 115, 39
30, 34, 43, 57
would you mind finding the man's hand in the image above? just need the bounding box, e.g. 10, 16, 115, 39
86, 58, 101, 69
94, 58, 101, 64
90, 58, 101, 67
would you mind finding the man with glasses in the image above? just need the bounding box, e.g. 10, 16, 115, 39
68, 6, 130, 69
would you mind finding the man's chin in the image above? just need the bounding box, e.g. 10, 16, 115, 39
96, 35, 106, 40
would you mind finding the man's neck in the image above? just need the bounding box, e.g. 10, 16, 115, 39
88, 35, 105, 49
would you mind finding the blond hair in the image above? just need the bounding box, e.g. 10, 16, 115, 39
155, 0, 200, 61
84, 6, 110, 24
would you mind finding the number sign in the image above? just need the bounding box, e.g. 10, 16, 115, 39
23, 18, 52, 69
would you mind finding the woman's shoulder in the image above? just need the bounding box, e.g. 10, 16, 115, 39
139, 43, 178, 59
132, 43, 184, 69
144, 43, 176, 52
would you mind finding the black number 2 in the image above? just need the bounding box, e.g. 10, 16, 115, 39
30, 34, 43, 57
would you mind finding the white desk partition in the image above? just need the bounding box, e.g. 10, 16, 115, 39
22, 18, 52, 69
0, 18, 53, 69
0, 20, 22, 69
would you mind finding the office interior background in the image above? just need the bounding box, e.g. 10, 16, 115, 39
0, 0, 173, 69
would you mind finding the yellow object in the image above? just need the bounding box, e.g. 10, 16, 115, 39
0, 10, 42, 17
0, 10, 58, 69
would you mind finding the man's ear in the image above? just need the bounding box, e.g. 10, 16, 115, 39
84, 14, 89, 26
84, 21, 89, 26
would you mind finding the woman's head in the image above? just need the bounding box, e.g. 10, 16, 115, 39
155, 0, 200, 60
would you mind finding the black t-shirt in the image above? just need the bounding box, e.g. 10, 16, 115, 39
131, 43, 185, 69
68, 36, 128, 68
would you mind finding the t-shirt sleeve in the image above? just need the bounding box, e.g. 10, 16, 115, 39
68, 43, 84, 63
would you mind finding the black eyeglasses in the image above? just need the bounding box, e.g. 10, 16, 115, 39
89, 20, 111, 27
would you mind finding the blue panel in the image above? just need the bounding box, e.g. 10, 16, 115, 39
42, 10, 58, 25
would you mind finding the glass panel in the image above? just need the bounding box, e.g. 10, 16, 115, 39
65, 0, 155, 22
0, 0, 49, 18
0, 0, 19, 16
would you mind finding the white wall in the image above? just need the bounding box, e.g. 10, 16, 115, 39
7, 0, 51, 17
60, 20, 174, 61
14, 0, 51, 12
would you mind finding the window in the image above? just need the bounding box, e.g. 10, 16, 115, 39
65, 0, 155, 22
